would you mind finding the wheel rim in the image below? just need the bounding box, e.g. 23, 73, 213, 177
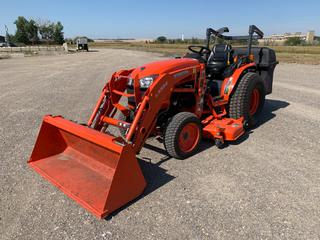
178, 123, 200, 153
249, 88, 260, 115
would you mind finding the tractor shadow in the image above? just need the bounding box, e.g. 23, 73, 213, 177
104, 142, 215, 220
255, 98, 290, 128
104, 147, 175, 220
104, 99, 289, 220
227, 98, 289, 146
87, 49, 99, 52
142, 140, 215, 162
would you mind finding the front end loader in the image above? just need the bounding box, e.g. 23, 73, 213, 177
28, 25, 278, 218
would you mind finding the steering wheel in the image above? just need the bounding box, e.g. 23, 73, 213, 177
188, 45, 211, 56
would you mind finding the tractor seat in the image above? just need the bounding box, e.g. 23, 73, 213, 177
206, 44, 233, 76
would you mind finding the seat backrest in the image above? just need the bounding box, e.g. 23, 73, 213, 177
208, 44, 232, 63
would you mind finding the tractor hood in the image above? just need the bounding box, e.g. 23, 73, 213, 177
130, 58, 199, 79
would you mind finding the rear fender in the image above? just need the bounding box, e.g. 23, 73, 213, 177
220, 63, 256, 101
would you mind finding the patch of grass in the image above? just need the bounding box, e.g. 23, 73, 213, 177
271, 45, 320, 55
276, 52, 320, 64
91, 42, 320, 64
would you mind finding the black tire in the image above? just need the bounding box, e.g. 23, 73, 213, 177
228, 72, 265, 127
164, 112, 202, 159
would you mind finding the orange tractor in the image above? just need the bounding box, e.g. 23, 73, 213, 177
28, 25, 277, 218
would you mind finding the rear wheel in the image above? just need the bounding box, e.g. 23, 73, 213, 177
164, 112, 202, 159
229, 72, 265, 127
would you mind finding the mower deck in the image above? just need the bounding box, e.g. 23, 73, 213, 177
202, 118, 244, 141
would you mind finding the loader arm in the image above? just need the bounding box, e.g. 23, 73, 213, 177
129, 65, 206, 153
89, 63, 205, 154
128, 73, 174, 153
88, 69, 135, 130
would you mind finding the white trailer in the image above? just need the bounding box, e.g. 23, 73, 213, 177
76, 38, 89, 51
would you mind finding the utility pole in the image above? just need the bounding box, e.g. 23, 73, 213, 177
5, 25, 10, 46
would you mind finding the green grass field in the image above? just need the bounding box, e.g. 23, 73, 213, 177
91, 42, 320, 64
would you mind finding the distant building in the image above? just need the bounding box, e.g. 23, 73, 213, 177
258, 31, 316, 45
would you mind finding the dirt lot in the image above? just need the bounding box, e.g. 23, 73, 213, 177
0, 49, 319, 240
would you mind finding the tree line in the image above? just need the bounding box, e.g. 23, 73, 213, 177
155, 36, 259, 45
8, 16, 64, 45
155, 35, 320, 46
156, 36, 206, 44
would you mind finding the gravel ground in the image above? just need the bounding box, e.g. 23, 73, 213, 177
0, 49, 319, 240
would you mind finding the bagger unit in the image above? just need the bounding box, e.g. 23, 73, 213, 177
28, 25, 278, 218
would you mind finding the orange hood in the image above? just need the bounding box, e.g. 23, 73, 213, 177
130, 58, 199, 78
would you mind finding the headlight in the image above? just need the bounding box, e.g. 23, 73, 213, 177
139, 75, 158, 88
127, 74, 159, 88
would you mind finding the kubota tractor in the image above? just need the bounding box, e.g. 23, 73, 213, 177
28, 25, 278, 218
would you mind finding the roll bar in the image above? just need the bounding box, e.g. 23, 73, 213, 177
206, 25, 264, 56
247, 25, 264, 56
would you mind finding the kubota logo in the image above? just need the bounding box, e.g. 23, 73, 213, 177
155, 81, 168, 98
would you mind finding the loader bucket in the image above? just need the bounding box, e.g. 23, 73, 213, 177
28, 115, 146, 219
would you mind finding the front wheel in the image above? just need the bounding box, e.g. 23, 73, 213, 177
164, 112, 202, 159
228, 72, 265, 127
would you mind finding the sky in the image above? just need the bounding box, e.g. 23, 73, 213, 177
1, 0, 319, 39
